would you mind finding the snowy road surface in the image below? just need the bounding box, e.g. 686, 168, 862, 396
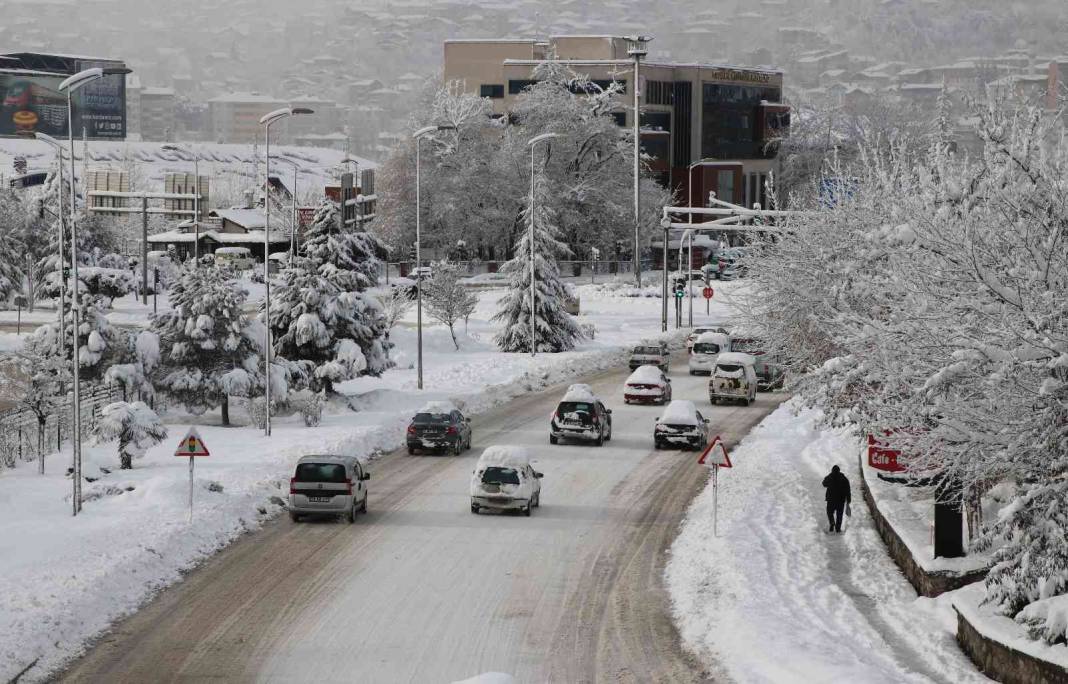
58, 359, 785, 683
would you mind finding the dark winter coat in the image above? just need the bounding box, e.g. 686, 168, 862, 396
823, 470, 851, 506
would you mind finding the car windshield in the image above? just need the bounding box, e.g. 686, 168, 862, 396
717, 364, 744, 374
482, 467, 520, 485
693, 342, 721, 354
294, 463, 347, 483
413, 412, 450, 424
634, 346, 661, 355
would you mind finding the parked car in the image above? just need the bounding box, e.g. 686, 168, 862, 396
629, 341, 669, 371
654, 400, 710, 450
624, 365, 672, 405
549, 384, 612, 445
688, 332, 731, 375
715, 247, 749, 280
470, 445, 542, 516
755, 357, 785, 391
406, 401, 472, 455
288, 454, 370, 523
686, 326, 730, 351
214, 246, 254, 270
709, 352, 759, 405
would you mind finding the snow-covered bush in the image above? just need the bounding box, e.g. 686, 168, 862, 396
423, 259, 477, 350
150, 258, 264, 425
494, 173, 582, 353
93, 401, 167, 470
289, 389, 324, 427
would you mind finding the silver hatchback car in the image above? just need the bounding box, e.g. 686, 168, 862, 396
289, 455, 370, 523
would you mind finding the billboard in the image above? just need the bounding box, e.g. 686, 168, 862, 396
0, 66, 126, 139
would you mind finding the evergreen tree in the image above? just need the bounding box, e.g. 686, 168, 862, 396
26, 292, 125, 384
150, 259, 263, 425
493, 175, 582, 353
268, 255, 389, 394
300, 198, 383, 292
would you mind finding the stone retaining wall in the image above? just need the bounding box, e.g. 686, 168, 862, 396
955, 608, 1068, 684
857, 455, 987, 597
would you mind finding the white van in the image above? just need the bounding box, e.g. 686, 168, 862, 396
289, 454, 370, 523
470, 446, 543, 516
214, 246, 254, 270
688, 332, 731, 375
709, 352, 759, 406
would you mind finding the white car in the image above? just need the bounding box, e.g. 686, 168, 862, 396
688, 332, 732, 375
470, 446, 542, 516
624, 365, 672, 405
654, 400, 710, 451
709, 352, 759, 406
686, 326, 730, 351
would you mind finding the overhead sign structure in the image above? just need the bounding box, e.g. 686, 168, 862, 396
174, 427, 210, 521
697, 435, 731, 536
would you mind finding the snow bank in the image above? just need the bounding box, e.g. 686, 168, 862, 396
953, 583, 1068, 670
666, 401, 987, 683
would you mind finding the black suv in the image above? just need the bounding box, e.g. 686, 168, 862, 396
549, 387, 613, 446
406, 406, 472, 455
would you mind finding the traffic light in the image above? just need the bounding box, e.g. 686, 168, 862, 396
674, 282, 686, 298
408, 244, 417, 262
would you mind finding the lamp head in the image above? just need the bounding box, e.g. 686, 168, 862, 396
527, 132, 560, 147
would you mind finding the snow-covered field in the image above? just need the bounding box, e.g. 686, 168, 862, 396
0, 279, 744, 682
666, 401, 990, 683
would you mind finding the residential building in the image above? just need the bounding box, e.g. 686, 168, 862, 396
443, 35, 788, 209
208, 92, 287, 144
139, 87, 176, 141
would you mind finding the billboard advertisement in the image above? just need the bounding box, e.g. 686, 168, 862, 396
0, 66, 126, 139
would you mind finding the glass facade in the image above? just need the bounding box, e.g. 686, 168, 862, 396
701, 83, 781, 159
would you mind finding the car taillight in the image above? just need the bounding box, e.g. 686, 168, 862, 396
407, 425, 416, 434
345, 478, 353, 494
446, 426, 458, 435
289, 477, 297, 494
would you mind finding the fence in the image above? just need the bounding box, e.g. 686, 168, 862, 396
0, 383, 121, 471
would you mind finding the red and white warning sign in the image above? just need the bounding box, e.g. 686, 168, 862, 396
697, 435, 731, 468
174, 427, 210, 457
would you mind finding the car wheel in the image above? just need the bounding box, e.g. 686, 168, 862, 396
289, 511, 300, 523
654, 441, 661, 450
596, 432, 604, 447
524, 503, 532, 517
471, 503, 479, 514
346, 506, 356, 524
550, 434, 558, 445
534, 493, 540, 508
605, 425, 612, 441
407, 447, 416, 455
689, 370, 696, 376
453, 439, 463, 456
361, 495, 368, 513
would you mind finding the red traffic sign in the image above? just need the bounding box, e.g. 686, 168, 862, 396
174, 427, 210, 457
702, 287, 714, 299
697, 435, 731, 468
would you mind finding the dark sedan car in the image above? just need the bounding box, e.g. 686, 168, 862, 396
406, 403, 472, 455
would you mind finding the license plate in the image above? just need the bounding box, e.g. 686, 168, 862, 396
308, 496, 330, 503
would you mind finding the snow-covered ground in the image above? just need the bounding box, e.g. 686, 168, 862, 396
0, 278, 745, 682
666, 401, 990, 683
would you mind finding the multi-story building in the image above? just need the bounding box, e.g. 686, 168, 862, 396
1048, 59, 1068, 111
443, 35, 788, 210
208, 92, 287, 144
139, 87, 176, 141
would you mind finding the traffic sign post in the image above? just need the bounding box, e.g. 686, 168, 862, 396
697, 435, 732, 536
174, 427, 210, 522
703, 286, 713, 315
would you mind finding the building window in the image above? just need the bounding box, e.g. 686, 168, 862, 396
508, 79, 538, 95
611, 111, 627, 127
480, 84, 504, 99
701, 82, 782, 159
646, 80, 673, 105
640, 111, 671, 132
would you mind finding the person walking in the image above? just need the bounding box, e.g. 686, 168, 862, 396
823, 465, 851, 533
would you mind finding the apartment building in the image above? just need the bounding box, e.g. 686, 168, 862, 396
208, 92, 287, 144
443, 35, 788, 209
139, 87, 176, 141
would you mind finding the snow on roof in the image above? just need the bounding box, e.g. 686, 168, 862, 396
658, 400, 700, 425
417, 400, 458, 415
716, 352, 757, 366
476, 445, 531, 469
696, 332, 731, 345
211, 209, 266, 229
561, 383, 599, 403
626, 365, 666, 385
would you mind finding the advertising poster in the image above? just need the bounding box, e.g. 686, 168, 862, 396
0, 63, 126, 139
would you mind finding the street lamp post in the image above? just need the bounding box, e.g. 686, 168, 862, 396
32, 133, 67, 354
526, 132, 560, 357
625, 35, 651, 289
412, 124, 456, 389
59, 66, 131, 516
258, 107, 314, 437
161, 143, 201, 261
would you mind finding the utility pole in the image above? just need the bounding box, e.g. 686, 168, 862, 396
625, 35, 651, 288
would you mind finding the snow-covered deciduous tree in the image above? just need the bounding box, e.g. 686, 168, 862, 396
93, 401, 167, 470
423, 260, 477, 350
0, 349, 68, 473
375, 285, 412, 340
150, 259, 263, 425
493, 174, 582, 353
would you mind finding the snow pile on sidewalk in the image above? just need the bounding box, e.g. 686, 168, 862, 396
0, 285, 692, 682
666, 402, 989, 683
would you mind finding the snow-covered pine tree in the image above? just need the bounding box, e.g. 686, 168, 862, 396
150, 259, 263, 425
300, 198, 384, 292
268, 255, 389, 394
93, 401, 167, 470
423, 259, 477, 350
493, 174, 582, 353
26, 292, 125, 384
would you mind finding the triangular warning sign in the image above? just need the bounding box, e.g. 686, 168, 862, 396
174, 427, 210, 457
697, 435, 731, 468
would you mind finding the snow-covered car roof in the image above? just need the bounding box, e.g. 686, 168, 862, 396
476, 445, 531, 469
695, 332, 731, 345
626, 365, 666, 385
657, 400, 701, 425
417, 400, 458, 415
716, 352, 757, 366
561, 384, 599, 403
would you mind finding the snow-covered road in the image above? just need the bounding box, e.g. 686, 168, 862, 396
58, 357, 786, 683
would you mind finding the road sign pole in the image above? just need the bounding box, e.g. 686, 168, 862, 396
189, 455, 194, 522
713, 464, 719, 537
